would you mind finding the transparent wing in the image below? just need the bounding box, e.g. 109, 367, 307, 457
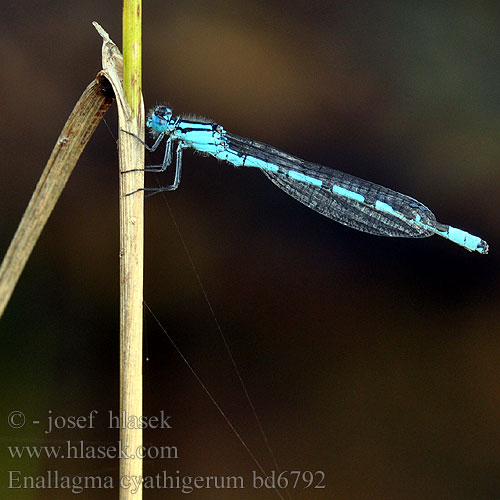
225, 132, 436, 238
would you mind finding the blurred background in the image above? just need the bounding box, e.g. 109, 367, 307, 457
1, 1, 499, 498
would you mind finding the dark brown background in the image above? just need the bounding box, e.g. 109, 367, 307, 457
1, 1, 499, 499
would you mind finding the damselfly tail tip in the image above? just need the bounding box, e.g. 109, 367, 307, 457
477, 239, 489, 255
437, 224, 489, 254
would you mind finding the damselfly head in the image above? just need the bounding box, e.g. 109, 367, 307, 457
147, 106, 173, 134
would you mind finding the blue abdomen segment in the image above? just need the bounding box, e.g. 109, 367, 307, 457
443, 227, 486, 253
